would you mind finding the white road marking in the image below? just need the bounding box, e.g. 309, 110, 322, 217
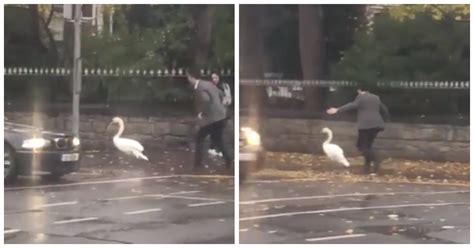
104, 195, 157, 201
239, 229, 249, 232
240, 190, 469, 205
240, 202, 468, 221
159, 195, 221, 201
6, 175, 232, 191
188, 201, 226, 207
36, 201, 78, 208
442, 226, 456, 229
5, 175, 177, 191
178, 174, 234, 179
247, 178, 469, 187
103, 193, 228, 202
306, 234, 367, 242
4, 229, 21, 234
54, 217, 99, 225
168, 190, 201, 195
124, 208, 163, 215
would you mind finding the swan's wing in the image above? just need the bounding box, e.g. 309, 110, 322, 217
324, 144, 345, 159
324, 144, 344, 154
115, 138, 144, 152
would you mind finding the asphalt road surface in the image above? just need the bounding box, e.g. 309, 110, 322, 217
5, 173, 234, 244
239, 179, 469, 244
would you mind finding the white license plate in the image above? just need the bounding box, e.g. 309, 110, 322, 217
240, 153, 257, 161
61, 153, 79, 162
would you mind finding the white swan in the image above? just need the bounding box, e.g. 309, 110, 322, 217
110, 117, 149, 161
321, 127, 350, 167
222, 83, 232, 106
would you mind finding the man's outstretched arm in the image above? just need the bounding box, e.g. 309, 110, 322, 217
327, 96, 360, 115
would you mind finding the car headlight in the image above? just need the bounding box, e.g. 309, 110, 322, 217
241, 127, 261, 146
22, 138, 50, 149
72, 137, 80, 147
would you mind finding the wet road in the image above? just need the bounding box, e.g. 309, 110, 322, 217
239, 179, 469, 244
5, 174, 234, 244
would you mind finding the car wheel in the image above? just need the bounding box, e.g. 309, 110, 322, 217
4, 143, 18, 183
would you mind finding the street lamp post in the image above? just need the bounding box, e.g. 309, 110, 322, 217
72, 4, 82, 138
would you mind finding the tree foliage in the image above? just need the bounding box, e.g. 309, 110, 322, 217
5, 4, 234, 105
388, 4, 469, 22
330, 11, 469, 85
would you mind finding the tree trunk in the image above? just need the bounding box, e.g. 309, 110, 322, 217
192, 5, 216, 69
28, 5, 47, 53
39, 5, 59, 66
298, 5, 325, 111
62, 16, 75, 97
240, 5, 266, 128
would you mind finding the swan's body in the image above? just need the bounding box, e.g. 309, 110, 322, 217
321, 127, 350, 167
111, 117, 148, 161
222, 83, 232, 106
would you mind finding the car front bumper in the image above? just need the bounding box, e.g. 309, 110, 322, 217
15, 149, 80, 175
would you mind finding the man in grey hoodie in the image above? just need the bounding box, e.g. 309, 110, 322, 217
187, 69, 232, 170
327, 85, 390, 174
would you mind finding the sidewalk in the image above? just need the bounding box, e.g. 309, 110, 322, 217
252, 152, 469, 185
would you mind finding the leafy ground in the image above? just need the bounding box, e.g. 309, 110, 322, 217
252, 152, 469, 185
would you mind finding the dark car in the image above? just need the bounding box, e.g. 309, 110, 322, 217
4, 121, 81, 183
239, 127, 265, 184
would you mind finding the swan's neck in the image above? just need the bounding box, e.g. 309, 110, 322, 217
114, 120, 124, 139
324, 131, 333, 144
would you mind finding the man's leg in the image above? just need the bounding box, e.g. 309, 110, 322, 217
209, 133, 221, 155
366, 129, 381, 173
194, 124, 212, 168
357, 129, 371, 174
210, 120, 232, 168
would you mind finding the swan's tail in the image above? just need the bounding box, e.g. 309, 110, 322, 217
133, 150, 149, 161
341, 157, 350, 167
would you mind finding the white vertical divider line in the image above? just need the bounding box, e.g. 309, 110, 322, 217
1, 4, 5, 244
470, 12, 474, 245
234, 3, 240, 245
